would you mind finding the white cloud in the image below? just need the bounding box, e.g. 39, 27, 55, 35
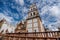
15, 0, 24, 6
23, 7, 28, 13
19, 0, 24, 5
50, 6, 60, 17
0, 13, 14, 23
40, 5, 60, 31
47, 6, 60, 30
49, 6, 60, 29
48, 22, 59, 31
40, 5, 51, 15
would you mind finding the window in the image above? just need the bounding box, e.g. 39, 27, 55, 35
33, 22, 38, 27
27, 24, 32, 28
33, 12, 35, 15
33, 28, 39, 32
33, 18, 37, 22
31, 12, 33, 16
27, 20, 32, 24
28, 28, 32, 32
31, 13, 32, 16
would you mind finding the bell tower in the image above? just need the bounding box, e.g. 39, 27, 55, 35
26, 3, 45, 32
28, 3, 39, 19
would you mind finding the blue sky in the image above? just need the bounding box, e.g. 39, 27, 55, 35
0, 0, 60, 31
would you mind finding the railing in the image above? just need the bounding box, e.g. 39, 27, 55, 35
2, 31, 60, 40
6, 31, 60, 38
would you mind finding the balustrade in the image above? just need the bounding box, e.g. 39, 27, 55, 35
3, 31, 60, 40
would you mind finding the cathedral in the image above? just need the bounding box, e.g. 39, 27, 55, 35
0, 3, 60, 40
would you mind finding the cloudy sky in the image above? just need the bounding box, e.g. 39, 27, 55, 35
0, 0, 60, 31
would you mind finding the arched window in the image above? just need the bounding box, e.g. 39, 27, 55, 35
31, 13, 32, 16
33, 12, 35, 15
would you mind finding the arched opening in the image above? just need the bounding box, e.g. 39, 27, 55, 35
33, 12, 35, 15
31, 13, 32, 16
